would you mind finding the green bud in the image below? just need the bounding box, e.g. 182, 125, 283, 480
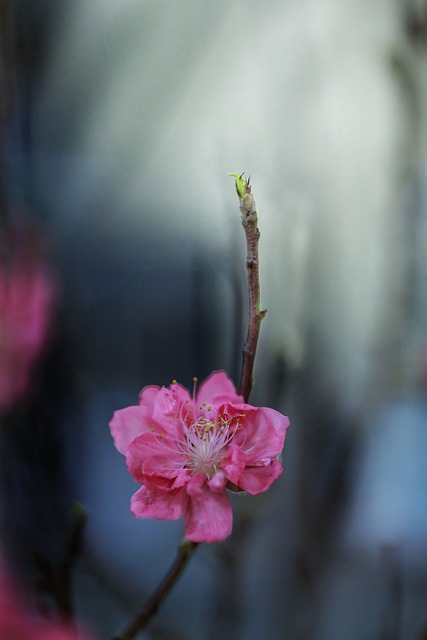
229, 172, 249, 199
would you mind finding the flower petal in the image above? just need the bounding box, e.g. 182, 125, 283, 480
137, 474, 176, 493
152, 387, 181, 422
238, 459, 283, 495
126, 431, 184, 482
138, 385, 188, 436
138, 384, 161, 408
222, 444, 246, 484
185, 471, 206, 495
170, 381, 192, 406
109, 406, 157, 455
208, 471, 226, 493
196, 370, 243, 405
131, 486, 188, 520
185, 485, 233, 542
231, 406, 289, 463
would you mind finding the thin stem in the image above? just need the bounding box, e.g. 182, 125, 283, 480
113, 539, 199, 640
32, 502, 87, 625
114, 175, 264, 639
237, 180, 267, 402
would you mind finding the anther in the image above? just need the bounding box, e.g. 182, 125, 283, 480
192, 376, 198, 401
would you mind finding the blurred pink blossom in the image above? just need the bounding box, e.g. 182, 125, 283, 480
0, 234, 57, 412
110, 371, 289, 542
0, 570, 95, 640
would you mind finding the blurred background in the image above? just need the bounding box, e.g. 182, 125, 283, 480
1, 1, 427, 638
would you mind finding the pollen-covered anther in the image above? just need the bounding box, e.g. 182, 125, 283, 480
181, 414, 236, 475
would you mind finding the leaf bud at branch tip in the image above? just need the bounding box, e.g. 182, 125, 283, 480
229, 172, 251, 199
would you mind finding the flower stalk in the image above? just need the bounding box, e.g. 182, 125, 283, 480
113, 539, 198, 640
33, 503, 87, 626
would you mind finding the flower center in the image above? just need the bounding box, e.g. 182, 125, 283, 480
184, 415, 233, 476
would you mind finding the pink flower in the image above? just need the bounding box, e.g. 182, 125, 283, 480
0, 245, 57, 411
109, 370, 290, 543
0, 570, 96, 640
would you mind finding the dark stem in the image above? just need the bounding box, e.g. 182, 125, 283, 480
237, 183, 267, 402
113, 539, 199, 640
33, 502, 87, 624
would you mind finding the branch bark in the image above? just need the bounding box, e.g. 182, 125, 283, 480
237, 181, 267, 402
113, 539, 198, 640
113, 174, 265, 639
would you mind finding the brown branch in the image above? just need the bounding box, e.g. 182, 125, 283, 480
113, 539, 199, 640
113, 174, 264, 639
237, 180, 267, 402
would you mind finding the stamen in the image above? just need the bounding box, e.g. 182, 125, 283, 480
148, 405, 246, 482
179, 412, 243, 477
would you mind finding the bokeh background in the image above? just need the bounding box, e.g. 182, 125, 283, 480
1, 1, 427, 639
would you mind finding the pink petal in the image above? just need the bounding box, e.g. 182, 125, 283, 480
208, 471, 226, 493
109, 406, 158, 455
170, 381, 192, 406
238, 459, 283, 495
152, 387, 181, 422
138, 384, 161, 408
222, 444, 246, 484
232, 406, 289, 463
184, 485, 233, 542
126, 431, 184, 482
139, 468, 192, 491
137, 469, 190, 493
170, 470, 192, 489
137, 473, 176, 493
196, 370, 243, 406
185, 471, 206, 495
131, 486, 188, 520
139, 383, 190, 439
